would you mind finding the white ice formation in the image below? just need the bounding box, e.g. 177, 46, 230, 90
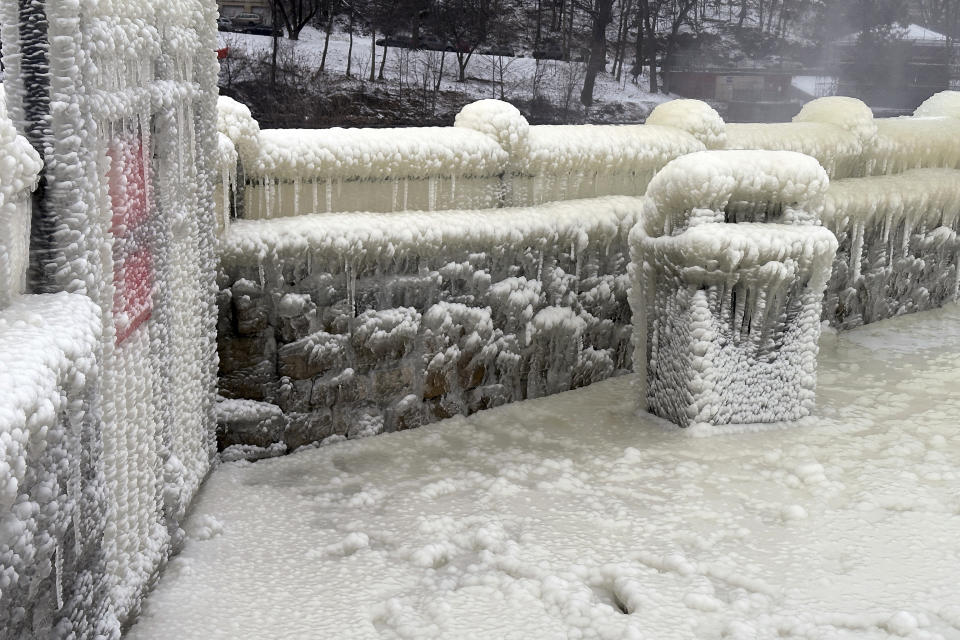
216, 98, 705, 217
0, 0, 220, 636
912, 90, 960, 119
0, 94, 42, 307
645, 99, 727, 149
630, 150, 838, 427
821, 169, 960, 328
724, 97, 875, 179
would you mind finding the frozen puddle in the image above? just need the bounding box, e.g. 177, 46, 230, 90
129, 305, 960, 640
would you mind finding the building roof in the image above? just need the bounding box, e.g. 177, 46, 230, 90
837, 23, 949, 45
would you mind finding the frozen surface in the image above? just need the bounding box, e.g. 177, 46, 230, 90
130, 304, 960, 640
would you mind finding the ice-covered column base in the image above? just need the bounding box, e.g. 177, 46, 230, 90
630, 150, 838, 428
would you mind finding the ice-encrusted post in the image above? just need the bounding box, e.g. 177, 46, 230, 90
629, 150, 838, 428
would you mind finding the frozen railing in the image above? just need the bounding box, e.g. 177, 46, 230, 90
629, 150, 838, 428
0, 293, 117, 637
0, 95, 42, 308
215, 97, 708, 220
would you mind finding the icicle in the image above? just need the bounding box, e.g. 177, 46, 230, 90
325, 178, 332, 212
450, 174, 457, 202
537, 249, 543, 282
265, 177, 273, 218
293, 178, 301, 217
428, 176, 436, 211
55, 544, 64, 610
345, 259, 356, 317
258, 261, 266, 288
312, 179, 319, 214
850, 221, 865, 282
391, 178, 399, 211
403, 178, 409, 211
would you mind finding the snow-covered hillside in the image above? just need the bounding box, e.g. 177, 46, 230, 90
218, 27, 674, 125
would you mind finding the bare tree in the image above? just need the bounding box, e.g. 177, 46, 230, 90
579, 0, 615, 106
431, 0, 497, 82
269, 0, 323, 40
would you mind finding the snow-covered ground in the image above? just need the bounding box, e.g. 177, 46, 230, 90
219, 27, 672, 116
128, 304, 960, 639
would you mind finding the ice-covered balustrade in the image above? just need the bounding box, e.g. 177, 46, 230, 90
725, 97, 875, 179
821, 169, 960, 329
217, 97, 707, 218
216, 197, 642, 452
630, 150, 838, 427
0, 94, 42, 308
455, 100, 709, 207
218, 96, 509, 218
0, 294, 118, 637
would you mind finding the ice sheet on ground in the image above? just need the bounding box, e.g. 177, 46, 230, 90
128, 304, 960, 640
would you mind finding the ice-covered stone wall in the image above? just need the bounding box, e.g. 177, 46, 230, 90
0, 0, 221, 633
215, 197, 640, 454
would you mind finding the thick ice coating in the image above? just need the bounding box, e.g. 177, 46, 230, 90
642, 150, 830, 235
645, 99, 727, 149
871, 116, 960, 174
913, 90, 960, 119
630, 150, 837, 427
219, 98, 706, 217
0, 93, 43, 306
821, 168, 960, 328
454, 98, 531, 161
0, 0, 221, 635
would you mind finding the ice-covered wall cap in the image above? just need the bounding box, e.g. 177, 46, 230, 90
220, 195, 644, 265
454, 99, 530, 161
642, 150, 829, 235
630, 222, 838, 285
646, 99, 727, 150
0, 93, 42, 198
520, 124, 704, 175
217, 96, 262, 167
792, 96, 877, 144
914, 91, 960, 119
252, 126, 508, 180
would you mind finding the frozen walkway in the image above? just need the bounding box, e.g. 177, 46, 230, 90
128, 306, 960, 640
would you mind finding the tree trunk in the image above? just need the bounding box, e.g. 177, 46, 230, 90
370, 30, 376, 82
738, 0, 747, 27
581, 0, 615, 106
346, 13, 354, 77
271, 3, 279, 87
378, 44, 388, 80
535, 0, 543, 49
645, 2, 657, 93
320, 9, 333, 71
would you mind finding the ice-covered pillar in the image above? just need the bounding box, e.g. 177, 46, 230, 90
629, 150, 838, 428
645, 99, 727, 150
454, 99, 529, 204
216, 96, 263, 220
